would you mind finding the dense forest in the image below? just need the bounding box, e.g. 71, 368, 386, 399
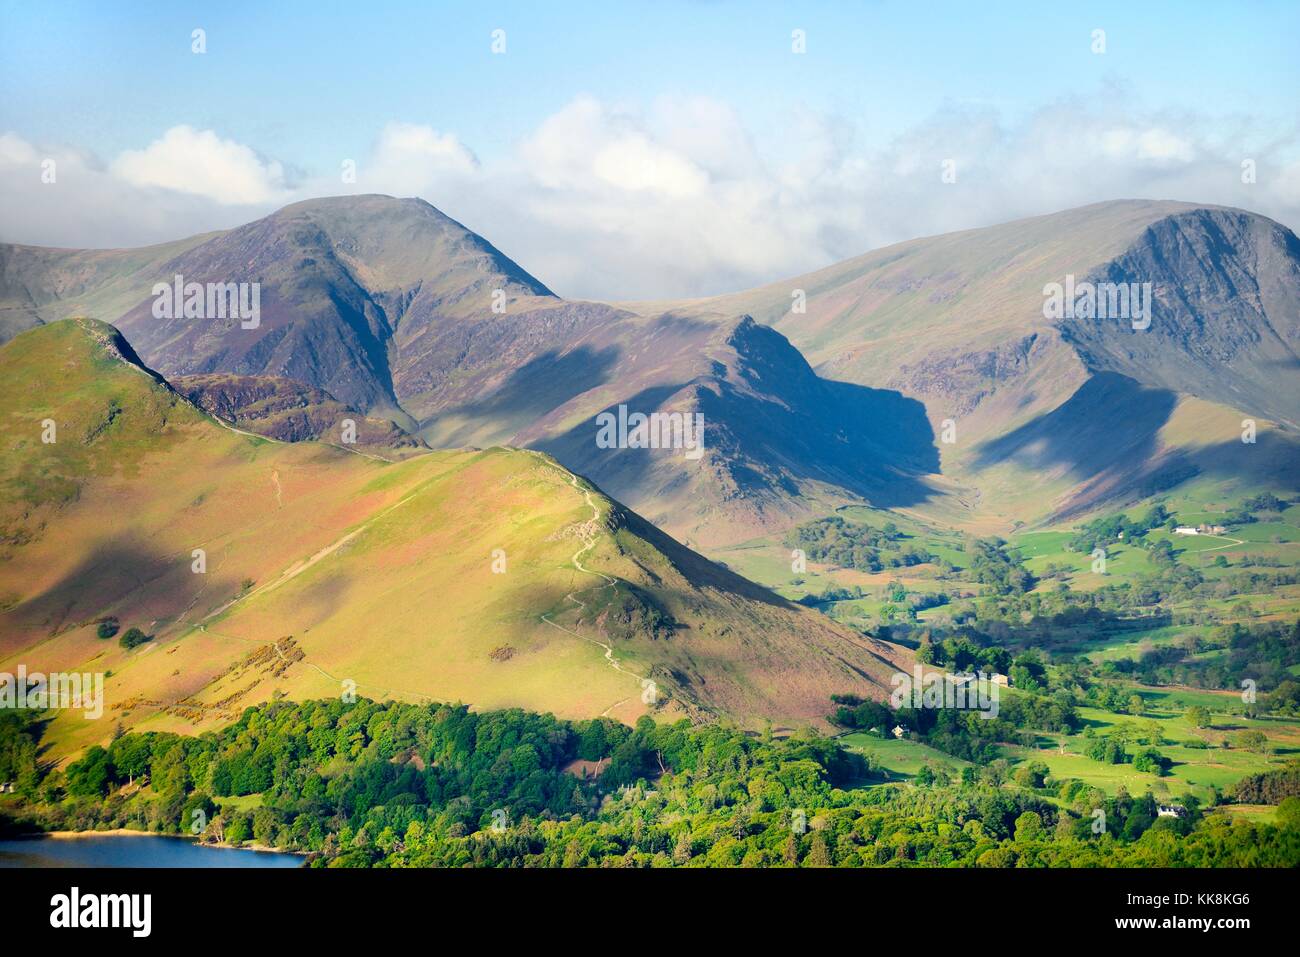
786, 517, 934, 572
2, 699, 1297, 867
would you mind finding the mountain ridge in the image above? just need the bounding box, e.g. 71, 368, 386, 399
0, 318, 910, 756
4, 195, 1297, 543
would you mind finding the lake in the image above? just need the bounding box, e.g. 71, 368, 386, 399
0, 833, 304, 868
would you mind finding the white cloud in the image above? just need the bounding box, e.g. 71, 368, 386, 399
0, 133, 265, 249
111, 125, 289, 205
1, 94, 1297, 298
360, 122, 479, 196
0, 132, 41, 166
1098, 127, 1196, 164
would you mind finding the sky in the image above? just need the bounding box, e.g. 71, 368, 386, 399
1, 0, 1297, 299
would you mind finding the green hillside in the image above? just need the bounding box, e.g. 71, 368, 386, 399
0, 319, 909, 761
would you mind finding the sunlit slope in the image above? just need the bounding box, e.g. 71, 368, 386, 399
8, 198, 1297, 542
631, 200, 1300, 530
0, 320, 908, 757
0, 232, 219, 344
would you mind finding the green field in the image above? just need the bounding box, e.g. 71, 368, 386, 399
839, 732, 973, 780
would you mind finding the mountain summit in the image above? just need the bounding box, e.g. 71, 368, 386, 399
4, 196, 1297, 540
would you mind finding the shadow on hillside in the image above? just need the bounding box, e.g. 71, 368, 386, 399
4, 539, 172, 640
530, 330, 941, 512
1169, 429, 1300, 493
423, 343, 621, 445
613, 504, 796, 609
970, 370, 1300, 522
971, 372, 1176, 481
883, 607, 1169, 657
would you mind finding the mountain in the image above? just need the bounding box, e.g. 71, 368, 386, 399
0, 195, 938, 546
170, 373, 428, 459
0, 319, 908, 756
638, 200, 1300, 527
0, 231, 218, 345
6, 196, 1297, 544
0, 196, 558, 423
518, 314, 940, 545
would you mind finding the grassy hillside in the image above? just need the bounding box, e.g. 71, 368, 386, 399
7, 197, 1296, 553
630, 201, 1300, 534
0, 320, 909, 761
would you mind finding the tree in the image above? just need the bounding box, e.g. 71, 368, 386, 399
1237, 730, 1270, 755
224, 813, 252, 845
118, 627, 152, 650
1186, 705, 1212, 729
1010, 651, 1047, 693
1014, 811, 1044, 842
672, 832, 693, 865
1141, 720, 1164, 745
65, 746, 114, 797
1013, 761, 1049, 789
108, 734, 152, 784
1277, 797, 1300, 831
782, 833, 800, 866
806, 832, 832, 867
1127, 694, 1145, 716
1133, 748, 1169, 776
180, 792, 217, 835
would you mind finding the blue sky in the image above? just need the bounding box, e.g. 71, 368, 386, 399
4, 1, 1295, 168
1, 1, 1297, 297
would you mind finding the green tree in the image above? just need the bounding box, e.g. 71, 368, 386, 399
1237, 730, 1270, 755
806, 832, 832, 867
1014, 811, 1044, 842
118, 627, 152, 650
1277, 796, 1300, 830
65, 746, 114, 797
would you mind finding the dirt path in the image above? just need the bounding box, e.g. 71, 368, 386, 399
200, 474, 435, 622
1199, 535, 1246, 552
529, 453, 648, 715
176, 450, 642, 718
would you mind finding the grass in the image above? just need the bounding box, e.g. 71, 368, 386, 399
214, 793, 263, 812
839, 732, 972, 780
2, 320, 913, 761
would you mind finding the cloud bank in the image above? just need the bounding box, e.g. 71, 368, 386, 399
2, 92, 1296, 300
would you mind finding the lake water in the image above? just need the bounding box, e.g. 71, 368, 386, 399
0, 834, 303, 868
